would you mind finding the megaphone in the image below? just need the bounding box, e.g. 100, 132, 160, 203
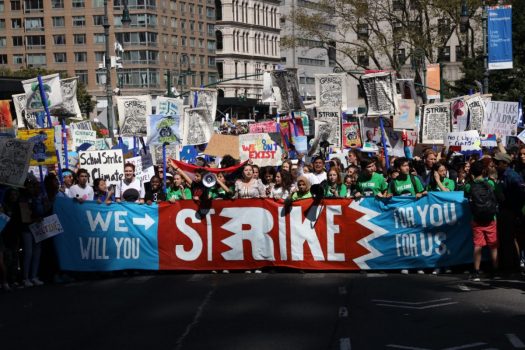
202, 173, 217, 188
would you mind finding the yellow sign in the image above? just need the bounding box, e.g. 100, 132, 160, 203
17, 129, 57, 165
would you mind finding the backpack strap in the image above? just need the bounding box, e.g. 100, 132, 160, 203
389, 179, 397, 196
409, 174, 420, 194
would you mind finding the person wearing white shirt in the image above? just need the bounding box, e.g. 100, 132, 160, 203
298, 155, 327, 185
67, 169, 94, 202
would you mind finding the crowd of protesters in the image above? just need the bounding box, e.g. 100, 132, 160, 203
1, 134, 525, 291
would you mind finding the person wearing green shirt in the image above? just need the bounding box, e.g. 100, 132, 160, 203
355, 158, 388, 198
167, 173, 192, 202
322, 167, 347, 198
291, 176, 312, 201
387, 157, 426, 198
426, 162, 456, 192
209, 172, 233, 200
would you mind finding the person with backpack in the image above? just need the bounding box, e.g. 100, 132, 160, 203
464, 160, 499, 281
354, 158, 388, 198
387, 157, 426, 198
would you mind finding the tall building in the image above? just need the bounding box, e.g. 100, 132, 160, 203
0, 0, 218, 109
215, 0, 280, 101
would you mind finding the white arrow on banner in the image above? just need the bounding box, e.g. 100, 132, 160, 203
132, 214, 155, 230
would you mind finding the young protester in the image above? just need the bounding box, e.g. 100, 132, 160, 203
427, 162, 455, 192
269, 170, 292, 200
67, 168, 94, 202
346, 150, 360, 167
171, 164, 209, 201
354, 158, 388, 198
291, 176, 312, 201
144, 175, 166, 204
60, 169, 75, 197
322, 167, 347, 198
167, 173, 192, 201
387, 157, 426, 198
209, 172, 234, 200
115, 163, 145, 203
343, 174, 357, 198
298, 155, 327, 185
234, 164, 266, 199
93, 178, 115, 203
413, 149, 438, 187
464, 160, 499, 281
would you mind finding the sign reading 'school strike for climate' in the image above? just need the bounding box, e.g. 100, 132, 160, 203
53, 193, 473, 271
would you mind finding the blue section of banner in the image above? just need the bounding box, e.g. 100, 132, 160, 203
488, 6, 513, 70
357, 192, 473, 269
54, 197, 159, 271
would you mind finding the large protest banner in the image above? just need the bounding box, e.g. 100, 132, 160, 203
317, 108, 342, 148
17, 129, 57, 165
22, 73, 63, 113
0, 138, 33, 187
360, 72, 398, 116
271, 69, 305, 113
53, 193, 472, 271
488, 6, 513, 70
465, 94, 485, 131
362, 118, 417, 157
482, 101, 520, 136
420, 102, 451, 144
78, 149, 124, 184
239, 133, 283, 166
450, 97, 468, 132
182, 108, 213, 145
116, 95, 152, 137
147, 114, 181, 145
315, 74, 348, 110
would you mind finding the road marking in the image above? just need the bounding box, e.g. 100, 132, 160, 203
506, 333, 525, 348
339, 286, 347, 295
174, 287, 215, 350
338, 306, 348, 318
386, 345, 430, 350
372, 298, 452, 306
441, 342, 486, 350
340, 337, 351, 350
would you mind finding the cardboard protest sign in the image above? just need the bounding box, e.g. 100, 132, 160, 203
317, 108, 342, 148
116, 95, 152, 137
59, 151, 79, 170
17, 129, 57, 165
249, 121, 278, 134
29, 214, 64, 243
182, 108, 213, 145
315, 73, 348, 110
420, 102, 451, 144
147, 114, 181, 145
362, 118, 417, 157
0, 138, 33, 187
465, 94, 486, 131
451, 97, 468, 132
157, 96, 184, 116
342, 122, 362, 148
394, 99, 417, 130
360, 72, 398, 116
271, 69, 305, 113
482, 101, 520, 136
126, 156, 155, 183
204, 134, 240, 159
445, 130, 481, 151
239, 133, 283, 166
78, 149, 124, 185
22, 73, 63, 113
279, 117, 305, 151
72, 129, 96, 149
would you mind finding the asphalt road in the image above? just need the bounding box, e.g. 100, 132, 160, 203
1, 271, 524, 350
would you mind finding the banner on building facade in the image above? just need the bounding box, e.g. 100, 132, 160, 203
53, 193, 473, 271
488, 6, 513, 70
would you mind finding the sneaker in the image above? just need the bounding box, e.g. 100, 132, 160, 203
401, 269, 409, 275
254, 269, 262, 274
432, 268, 440, 275
244, 270, 252, 274
417, 270, 425, 275
222, 270, 229, 274
31, 278, 44, 286
471, 271, 481, 282
23, 279, 34, 288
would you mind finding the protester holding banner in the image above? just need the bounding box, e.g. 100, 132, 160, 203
67, 169, 94, 202
208, 172, 234, 200
115, 163, 145, 203
355, 158, 388, 198
426, 163, 455, 192
413, 149, 438, 187
166, 173, 192, 201
291, 176, 312, 201
297, 155, 327, 185
234, 164, 266, 199
93, 178, 115, 204
60, 169, 75, 197
387, 158, 426, 198
322, 168, 347, 198
144, 176, 166, 204
268, 171, 292, 200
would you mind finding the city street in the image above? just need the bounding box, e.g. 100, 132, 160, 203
1, 271, 524, 350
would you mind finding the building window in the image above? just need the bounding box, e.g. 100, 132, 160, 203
0, 55, 7, 64
52, 16, 65, 27
455, 45, 464, 62
12, 36, 23, 46
11, 18, 22, 28
53, 34, 66, 45
357, 23, 369, 40
54, 52, 67, 63
26, 35, 45, 48
75, 70, 88, 85
52, 0, 64, 8
93, 15, 104, 25
357, 51, 369, 66
298, 57, 325, 66
25, 17, 44, 31
10, 1, 21, 10
72, 16, 86, 27
13, 54, 24, 64
75, 52, 87, 62
396, 48, 406, 63
438, 46, 450, 62
206, 7, 214, 19
0, 19, 4, 29
74, 34, 86, 45
72, 0, 84, 7
0, 37, 6, 47
27, 53, 46, 65
392, 0, 403, 11
93, 34, 105, 44
207, 40, 215, 52
0, 1, 3, 11
95, 51, 104, 62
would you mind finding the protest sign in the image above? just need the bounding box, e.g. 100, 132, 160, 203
22, 73, 63, 113
152, 143, 181, 164
0, 138, 33, 187
147, 114, 181, 145
362, 118, 417, 157
279, 117, 305, 151
482, 101, 520, 136
293, 111, 310, 135
50, 77, 82, 118
394, 99, 417, 130
126, 156, 155, 183
70, 120, 93, 131
78, 149, 124, 185
192, 89, 217, 124
445, 130, 481, 151
465, 94, 485, 131
182, 108, 213, 145
204, 134, 240, 159
13, 93, 47, 129
29, 214, 64, 243
72, 129, 96, 149
248, 121, 278, 134
93, 138, 113, 150
315, 73, 348, 110
59, 151, 79, 170
157, 96, 184, 116
360, 72, 398, 116
271, 69, 304, 113
116, 95, 152, 137
450, 97, 468, 132
0, 100, 14, 129
17, 129, 57, 165
342, 122, 362, 148
316, 108, 342, 148
239, 133, 283, 166
420, 102, 451, 144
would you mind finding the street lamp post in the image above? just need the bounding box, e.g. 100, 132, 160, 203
102, 0, 131, 139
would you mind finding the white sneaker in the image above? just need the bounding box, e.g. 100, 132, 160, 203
244, 270, 252, 274
31, 278, 44, 286
401, 269, 409, 275
23, 279, 34, 288
222, 270, 229, 274
417, 270, 425, 275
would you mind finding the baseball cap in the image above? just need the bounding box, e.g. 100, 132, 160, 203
494, 152, 512, 163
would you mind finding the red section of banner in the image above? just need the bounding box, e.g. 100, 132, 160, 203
158, 199, 371, 270
169, 159, 247, 174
